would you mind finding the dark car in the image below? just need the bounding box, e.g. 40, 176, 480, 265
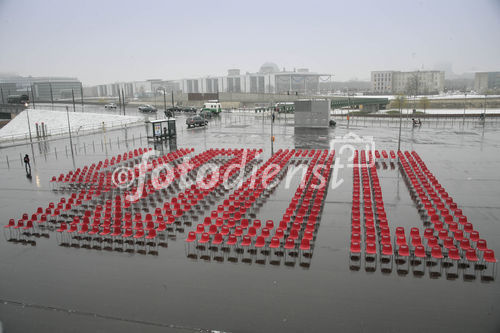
7, 94, 29, 104
138, 104, 157, 112
200, 110, 212, 119
182, 107, 197, 113
186, 115, 208, 128
167, 106, 182, 113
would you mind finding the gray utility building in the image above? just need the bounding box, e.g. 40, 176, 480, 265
0, 82, 17, 103
33, 81, 83, 101
294, 100, 329, 128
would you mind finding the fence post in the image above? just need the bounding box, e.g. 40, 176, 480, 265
93, 141, 95, 152
65, 145, 68, 156
6, 155, 9, 168
19, 153, 23, 166
84, 143, 86, 154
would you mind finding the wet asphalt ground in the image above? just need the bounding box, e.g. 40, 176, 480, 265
0, 108, 499, 332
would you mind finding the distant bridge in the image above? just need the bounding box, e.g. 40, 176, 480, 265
330, 97, 389, 109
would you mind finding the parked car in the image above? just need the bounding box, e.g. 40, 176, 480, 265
186, 115, 208, 128
7, 94, 29, 104
200, 110, 212, 119
182, 107, 197, 113
167, 106, 182, 113
138, 104, 157, 112
104, 103, 117, 109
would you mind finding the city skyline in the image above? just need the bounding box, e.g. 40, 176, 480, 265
1, 0, 499, 85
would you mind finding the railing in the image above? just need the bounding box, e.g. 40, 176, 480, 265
0, 118, 143, 144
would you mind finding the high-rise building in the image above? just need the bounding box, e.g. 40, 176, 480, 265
371, 70, 444, 94
0, 75, 82, 101
474, 72, 500, 93
177, 63, 329, 95
83, 63, 331, 98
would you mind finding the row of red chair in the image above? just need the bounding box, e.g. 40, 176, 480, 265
397, 151, 495, 264
186, 149, 334, 253
7, 148, 195, 237
374, 150, 397, 162
50, 147, 155, 188
350, 150, 393, 258
184, 149, 296, 250
47, 149, 248, 243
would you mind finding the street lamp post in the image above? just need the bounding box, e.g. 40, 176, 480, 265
484, 93, 487, 116
157, 88, 167, 116
25, 103, 33, 143
72, 89, 76, 112
66, 106, 74, 154
462, 92, 467, 128
163, 89, 167, 114
397, 97, 403, 152
346, 87, 351, 128
271, 109, 274, 155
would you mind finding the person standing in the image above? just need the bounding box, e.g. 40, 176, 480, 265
24, 154, 31, 174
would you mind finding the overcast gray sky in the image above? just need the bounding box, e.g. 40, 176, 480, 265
1, 0, 499, 85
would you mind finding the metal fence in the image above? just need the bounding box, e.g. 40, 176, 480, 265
330, 114, 499, 129
0, 118, 143, 144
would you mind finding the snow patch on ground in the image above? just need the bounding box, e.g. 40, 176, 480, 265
0, 109, 141, 139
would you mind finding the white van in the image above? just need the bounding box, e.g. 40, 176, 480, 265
202, 100, 222, 114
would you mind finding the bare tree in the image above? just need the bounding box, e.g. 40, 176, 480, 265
419, 96, 430, 113
393, 94, 407, 110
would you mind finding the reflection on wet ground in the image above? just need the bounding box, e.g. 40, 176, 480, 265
1, 112, 500, 332
349, 154, 496, 282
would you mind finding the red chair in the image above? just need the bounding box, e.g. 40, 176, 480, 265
464, 249, 479, 278
226, 234, 238, 247
254, 236, 266, 249
396, 244, 410, 273
133, 229, 145, 241
146, 229, 157, 241
381, 243, 393, 260
89, 225, 100, 236
56, 222, 67, 233
240, 219, 249, 229
157, 222, 167, 232
350, 241, 361, 256
185, 231, 197, 243
270, 237, 281, 249
252, 220, 262, 229
110, 226, 122, 237
465, 249, 478, 262
300, 238, 310, 251
284, 237, 295, 250
203, 217, 212, 226
481, 249, 497, 281
247, 227, 257, 237
195, 224, 205, 234
199, 232, 211, 245
413, 245, 427, 274
240, 235, 252, 247
208, 224, 218, 235
469, 231, 480, 244
429, 246, 443, 275
212, 233, 223, 246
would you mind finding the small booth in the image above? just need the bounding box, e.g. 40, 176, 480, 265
146, 118, 176, 142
